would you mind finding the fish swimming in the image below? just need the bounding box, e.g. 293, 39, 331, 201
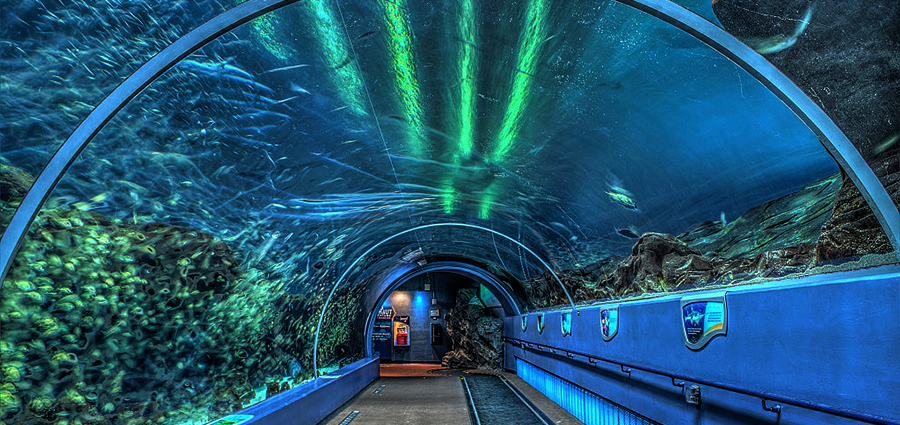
606, 190, 638, 211
605, 173, 639, 211
357, 30, 377, 40
258, 64, 310, 75
616, 226, 641, 239
872, 133, 898, 156
749, 4, 815, 55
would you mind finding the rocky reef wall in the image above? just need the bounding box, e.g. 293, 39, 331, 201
441, 288, 503, 371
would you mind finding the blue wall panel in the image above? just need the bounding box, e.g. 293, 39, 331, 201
518, 358, 656, 425
236, 357, 379, 425
505, 265, 900, 425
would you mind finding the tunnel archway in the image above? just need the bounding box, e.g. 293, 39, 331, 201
1, 0, 898, 423
362, 260, 523, 359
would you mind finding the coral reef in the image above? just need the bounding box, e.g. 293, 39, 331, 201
441, 288, 503, 371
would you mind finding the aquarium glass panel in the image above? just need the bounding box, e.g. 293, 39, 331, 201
0, 0, 232, 206
711, 1, 900, 211
1, 0, 898, 424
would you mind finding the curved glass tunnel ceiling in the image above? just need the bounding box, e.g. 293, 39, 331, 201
0, 0, 897, 423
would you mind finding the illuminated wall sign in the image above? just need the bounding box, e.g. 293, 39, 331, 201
373, 305, 395, 342
561, 312, 572, 337
537, 314, 545, 334
600, 305, 618, 342
521, 316, 527, 332
681, 293, 728, 350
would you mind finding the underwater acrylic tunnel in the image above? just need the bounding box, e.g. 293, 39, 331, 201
0, 0, 898, 424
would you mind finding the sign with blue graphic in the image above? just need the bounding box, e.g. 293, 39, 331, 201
373, 305, 395, 341
561, 312, 572, 336
681, 293, 727, 350
600, 306, 618, 342
373, 305, 395, 360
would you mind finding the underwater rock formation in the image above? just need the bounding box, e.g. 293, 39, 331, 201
524, 170, 894, 307
0, 165, 36, 232
816, 157, 898, 263
613, 233, 712, 294
442, 288, 503, 371
678, 174, 841, 259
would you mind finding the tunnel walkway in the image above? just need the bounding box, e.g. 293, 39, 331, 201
322, 364, 581, 425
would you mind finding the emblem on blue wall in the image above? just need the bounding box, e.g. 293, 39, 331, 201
537, 314, 545, 334
521, 315, 527, 332
681, 293, 727, 350
561, 312, 572, 337
600, 306, 618, 341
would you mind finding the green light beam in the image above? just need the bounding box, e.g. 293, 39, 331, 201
489, 0, 548, 163
478, 181, 500, 220
442, 0, 479, 214
250, 13, 294, 61
456, 0, 478, 160
381, 0, 426, 156
303, 0, 368, 116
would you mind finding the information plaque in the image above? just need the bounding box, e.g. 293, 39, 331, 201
600, 305, 618, 342
681, 293, 727, 350
372, 305, 395, 342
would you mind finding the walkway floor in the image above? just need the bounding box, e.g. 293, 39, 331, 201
322, 363, 582, 425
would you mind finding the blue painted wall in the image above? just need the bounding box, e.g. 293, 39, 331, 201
504, 265, 900, 425
238, 358, 379, 425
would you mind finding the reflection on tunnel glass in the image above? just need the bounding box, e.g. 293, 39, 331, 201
0, 0, 897, 423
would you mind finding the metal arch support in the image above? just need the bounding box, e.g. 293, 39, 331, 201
362, 261, 524, 358
0, 0, 304, 285
614, 0, 900, 258
312, 222, 574, 377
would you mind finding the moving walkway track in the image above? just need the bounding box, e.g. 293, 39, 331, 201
461, 374, 553, 425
